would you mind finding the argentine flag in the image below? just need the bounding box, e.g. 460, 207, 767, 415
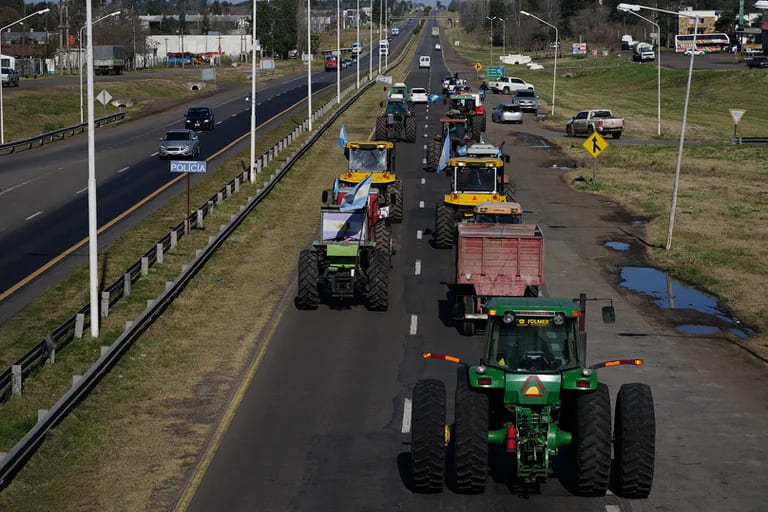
436, 135, 451, 173
339, 174, 372, 212
428, 93, 441, 103
332, 176, 340, 203
338, 122, 347, 148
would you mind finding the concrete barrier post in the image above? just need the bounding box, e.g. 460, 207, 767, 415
196, 209, 203, 229
141, 257, 149, 276
45, 335, 55, 364
101, 291, 110, 318
208, 199, 214, 212
11, 365, 21, 395
123, 272, 131, 297
75, 313, 85, 338
170, 230, 178, 249
235, 177, 240, 193
226, 184, 232, 198
217, 191, 223, 204
156, 243, 164, 264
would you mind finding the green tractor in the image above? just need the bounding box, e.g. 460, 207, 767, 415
445, 94, 484, 139
411, 294, 655, 498
375, 98, 417, 143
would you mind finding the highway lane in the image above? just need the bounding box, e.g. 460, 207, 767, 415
183, 20, 768, 512
0, 24, 415, 313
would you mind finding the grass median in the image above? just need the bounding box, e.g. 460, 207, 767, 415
0, 28, 421, 511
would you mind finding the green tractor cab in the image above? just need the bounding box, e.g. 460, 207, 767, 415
434, 157, 515, 248
446, 94, 484, 139
375, 98, 417, 142
411, 294, 655, 498
295, 196, 390, 311
337, 141, 404, 223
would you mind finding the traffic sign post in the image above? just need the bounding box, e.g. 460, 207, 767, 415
473, 62, 483, 81
486, 65, 504, 80
582, 132, 609, 182
171, 160, 207, 234
729, 108, 746, 140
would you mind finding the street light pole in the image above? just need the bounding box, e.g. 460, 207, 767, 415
486, 16, 498, 67
369, 0, 373, 79
79, 11, 120, 125
378, 0, 382, 74
336, 0, 341, 102
0, 8, 50, 144
520, 10, 558, 115
620, 8, 661, 136
617, 3, 699, 250
249, 0, 257, 183
501, 17, 509, 58
356, 0, 360, 88
307, 0, 312, 130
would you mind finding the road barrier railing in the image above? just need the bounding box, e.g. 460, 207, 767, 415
0, 28, 419, 487
0, 112, 125, 155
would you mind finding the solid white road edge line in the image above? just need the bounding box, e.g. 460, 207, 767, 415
150, 152, 159, 157
25, 211, 43, 221
401, 398, 413, 434
75, 186, 88, 194
409, 314, 418, 335
117, 166, 129, 174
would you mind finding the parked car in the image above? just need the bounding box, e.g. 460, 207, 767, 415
435, 43, 442, 51
684, 48, 705, 56
184, 106, 215, 131
409, 87, 428, 104
488, 76, 534, 94
419, 55, 431, 69
1, 67, 19, 87
492, 103, 524, 124
566, 109, 624, 139
159, 129, 200, 159
514, 89, 538, 113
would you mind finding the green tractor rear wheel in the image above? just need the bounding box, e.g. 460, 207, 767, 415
613, 383, 655, 499
411, 379, 446, 493
373, 221, 392, 256
573, 383, 612, 496
390, 180, 404, 223
434, 202, 455, 249
453, 367, 488, 493
365, 249, 389, 311
296, 249, 320, 309
374, 116, 387, 140
405, 116, 417, 142
425, 140, 441, 172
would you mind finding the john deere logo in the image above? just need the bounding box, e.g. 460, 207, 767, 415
521, 375, 545, 398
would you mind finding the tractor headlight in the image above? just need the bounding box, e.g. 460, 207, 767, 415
553, 313, 565, 326
476, 365, 486, 375
502, 312, 515, 324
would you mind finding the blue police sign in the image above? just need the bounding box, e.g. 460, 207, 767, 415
170, 160, 207, 173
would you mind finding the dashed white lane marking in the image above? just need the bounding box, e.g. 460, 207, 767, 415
150, 152, 159, 157
605, 506, 621, 512
401, 398, 413, 434
25, 211, 43, 221
415, 260, 422, 275
419, 200, 424, 208
425, 116, 428, 120
216, 120, 223, 125
421, 178, 426, 184
231, 113, 238, 117
117, 166, 129, 174
409, 314, 418, 335
76, 186, 88, 194
424, 124, 428, 128
416, 229, 423, 240
423, 144, 427, 149
0, 177, 36, 196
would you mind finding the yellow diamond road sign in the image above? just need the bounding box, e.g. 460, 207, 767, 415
473, 62, 483, 72
729, 109, 746, 125
583, 132, 608, 159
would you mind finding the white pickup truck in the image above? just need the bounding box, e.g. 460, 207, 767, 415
566, 109, 624, 139
487, 76, 534, 94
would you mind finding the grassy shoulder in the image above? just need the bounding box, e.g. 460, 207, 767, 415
0, 30, 420, 511
440, 15, 768, 142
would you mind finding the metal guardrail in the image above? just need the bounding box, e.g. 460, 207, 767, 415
0, 112, 125, 156
0, 28, 418, 488
731, 136, 768, 144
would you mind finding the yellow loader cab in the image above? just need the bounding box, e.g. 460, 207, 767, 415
337, 141, 404, 223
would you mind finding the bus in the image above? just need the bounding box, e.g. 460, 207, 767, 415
674, 33, 730, 53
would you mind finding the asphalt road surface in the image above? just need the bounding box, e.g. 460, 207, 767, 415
0, 24, 415, 321
182, 21, 768, 512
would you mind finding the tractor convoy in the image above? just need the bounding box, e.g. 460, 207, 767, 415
294, 65, 656, 500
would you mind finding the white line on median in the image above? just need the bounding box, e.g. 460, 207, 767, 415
231, 113, 238, 117
75, 186, 88, 194
419, 201, 424, 209
416, 229, 423, 240
401, 398, 413, 433
415, 260, 422, 275
117, 166, 129, 174
216, 121, 223, 125
605, 506, 621, 512
150, 152, 159, 157
409, 314, 418, 335
25, 211, 43, 221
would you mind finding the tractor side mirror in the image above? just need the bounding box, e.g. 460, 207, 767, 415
383, 86, 387, 91
576, 332, 587, 367
380, 101, 384, 107
601, 305, 616, 324
504, 154, 511, 163
321, 189, 330, 203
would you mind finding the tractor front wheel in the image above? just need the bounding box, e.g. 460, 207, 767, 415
365, 249, 389, 311
374, 116, 387, 140
295, 249, 320, 309
613, 383, 655, 499
573, 383, 612, 496
411, 379, 446, 493
453, 367, 488, 493
434, 202, 455, 249
390, 180, 404, 223
405, 116, 417, 142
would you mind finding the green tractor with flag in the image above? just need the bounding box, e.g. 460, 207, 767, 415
410, 294, 655, 498
296, 175, 390, 310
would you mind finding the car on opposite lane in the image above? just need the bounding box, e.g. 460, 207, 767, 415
684, 48, 705, 56
1, 67, 19, 87
492, 103, 524, 124
184, 106, 215, 131
434, 43, 441, 51
409, 87, 428, 104
159, 129, 200, 159
514, 89, 538, 113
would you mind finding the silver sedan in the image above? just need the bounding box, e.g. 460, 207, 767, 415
159, 129, 200, 159
491, 104, 524, 124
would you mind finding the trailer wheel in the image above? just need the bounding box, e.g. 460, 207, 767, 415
411, 379, 446, 493
573, 383, 612, 496
374, 116, 387, 140
613, 383, 655, 499
434, 202, 455, 249
454, 367, 488, 493
295, 249, 320, 309
389, 180, 404, 223
365, 249, 389, 311
459, 296, 476, 336
373, 221, 392, 256
405, 116, 417, 142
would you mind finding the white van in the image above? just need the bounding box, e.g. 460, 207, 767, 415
419, 55, 431, 69
379, 39, 390, 56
